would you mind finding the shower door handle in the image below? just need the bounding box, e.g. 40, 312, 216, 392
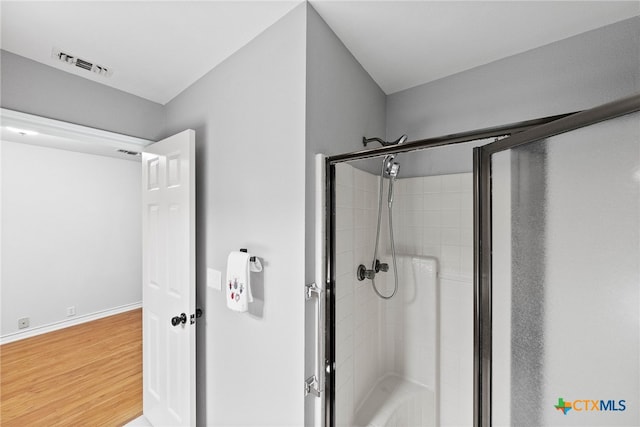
305, 282, 324, 398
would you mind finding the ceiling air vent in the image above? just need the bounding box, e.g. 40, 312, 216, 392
117, 149, 141, 156
52, 48, 113, 78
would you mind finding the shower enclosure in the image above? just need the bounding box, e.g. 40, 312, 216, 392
323, 129, 525, 426
314, 93, 640, 427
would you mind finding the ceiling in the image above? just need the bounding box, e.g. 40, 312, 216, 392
1, 1, 639, 105
0, 1, 301, 105
311, 1, 640, 94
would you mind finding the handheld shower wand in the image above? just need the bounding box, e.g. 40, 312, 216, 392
356, 135, 406, 300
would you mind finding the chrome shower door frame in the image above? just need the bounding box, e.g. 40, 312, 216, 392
322, 113, 574, 427
473, 93, 640, 427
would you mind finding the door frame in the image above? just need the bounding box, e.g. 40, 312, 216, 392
320, 111, 577, 427
472, 93, 640, 426
0, 108, 152, 346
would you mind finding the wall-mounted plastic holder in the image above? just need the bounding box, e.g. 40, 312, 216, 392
240, 248, 257, 263
240, 248, 263, 272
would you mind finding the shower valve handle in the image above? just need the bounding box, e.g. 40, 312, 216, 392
357, 265, 375, 281
375, 259, 389, 273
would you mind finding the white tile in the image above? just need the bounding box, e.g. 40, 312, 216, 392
423, 210, 441, 227
461, 209, 473, 228
335, 272, 353, 301
461, 227, 473, 246
335, 356, 353, 389
353, 168, 366, 190
365, 190, 376, 210
336, 285, 354, 322
407, 210, 422, 227
441, 210, 460, 227
335, 250, 354, 277
422, 245, 441, 258
355, 188, 365, 208
355, 226, 368, 251
423, 227, 441, 246
441, 245, 461, 273
407, 226, 423, 253
442, 227, 461, 245
336, 207, 353, 231
336, 228, 354, 252
460, 192, 473, 211
441, 192, 461, 210
335, 382, 354, 427
405, 177, 424, 194
335, 163, 354, 188
354, 246, 370, 272
354, 305, 367, 333
336, 184, 353, 208
460, 172, 473, 191
394, 178, 406, 195
336, 311, 353, 344
461, 245, 474, 276
406, 194, 424, 212
424, 193, 442, 211
441, 174, 462, 192
336, 335, 354, 367
423, 175, 442, 193
358, 209, 370, 230
394, 194, 406, 212
365, 172, 378, 193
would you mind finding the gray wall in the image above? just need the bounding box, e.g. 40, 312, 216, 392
304, 6, 386, 286
0, 50, 165, 141
387, 16, 640, 176
304, 6, 386, 424
163, 5, 307, 426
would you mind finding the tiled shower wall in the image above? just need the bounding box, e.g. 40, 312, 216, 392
392, 173, 474, 279
392, 173, 474, 426
334, 163, 383, 426
334, 162, 474, 426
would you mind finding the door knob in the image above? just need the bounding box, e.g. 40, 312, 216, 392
171, 313, 187, 326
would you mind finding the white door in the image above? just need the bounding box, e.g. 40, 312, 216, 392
142, 129, 196, 426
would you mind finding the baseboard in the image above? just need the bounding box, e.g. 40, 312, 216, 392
0, 302, 142, 345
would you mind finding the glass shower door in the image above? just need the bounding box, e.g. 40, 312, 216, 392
475, 97, 640, 426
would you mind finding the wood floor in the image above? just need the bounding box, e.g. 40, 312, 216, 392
1, 309, 142, 426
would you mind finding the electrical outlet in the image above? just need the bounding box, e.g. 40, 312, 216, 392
67, 306, 76, 316
18, 317, 29, 329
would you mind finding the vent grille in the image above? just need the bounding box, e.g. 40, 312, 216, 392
52, 48, 113, 78
117, 149, 141, 156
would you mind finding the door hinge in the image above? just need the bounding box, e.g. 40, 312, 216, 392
190, 308, 203, 325
304, 375, 321, 398
305, 282, 322, 300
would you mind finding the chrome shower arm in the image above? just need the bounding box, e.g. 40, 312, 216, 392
363, 134, 408, 147
363, 136, 387, 147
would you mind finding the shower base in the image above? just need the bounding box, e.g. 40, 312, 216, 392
353, 374, 435, 427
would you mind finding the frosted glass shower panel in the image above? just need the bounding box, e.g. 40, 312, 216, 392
491, 112, 640, 426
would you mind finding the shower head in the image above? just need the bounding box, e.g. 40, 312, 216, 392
389, 162, 400, 178
395, 134, 408, 145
